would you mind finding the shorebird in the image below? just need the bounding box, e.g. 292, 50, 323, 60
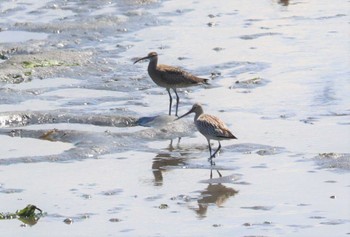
134, 52, 209, 117
177, 103, 237, 165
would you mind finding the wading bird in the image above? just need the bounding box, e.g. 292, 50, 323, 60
134, 52, 208, 117
177, 103, 237, 165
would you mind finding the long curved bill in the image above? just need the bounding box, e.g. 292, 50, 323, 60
134, 55, 151, 64
175, 108, 194, 120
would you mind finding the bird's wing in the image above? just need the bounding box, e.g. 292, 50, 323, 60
196, 114, 236, 139
158, 64, 207, 85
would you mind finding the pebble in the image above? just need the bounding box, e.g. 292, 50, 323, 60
63, 218, 73, 224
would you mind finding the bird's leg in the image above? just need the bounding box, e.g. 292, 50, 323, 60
168, 139, 174, 151
207, 139, 215, 165
177, 137, 181, 145
173, 88, 180, 117
211, 141, 222, 159
166, 88, 172, 116
207, 139, 212, 157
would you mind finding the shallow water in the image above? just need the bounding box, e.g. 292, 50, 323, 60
0, 0, 349, 236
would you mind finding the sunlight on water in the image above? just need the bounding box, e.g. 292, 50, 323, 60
0, 135, 74, 159
0, 0, 349, 236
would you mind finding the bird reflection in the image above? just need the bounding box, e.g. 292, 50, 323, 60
277, 0, 289, 6
18, 216, 41, 226
191, 183, 238, 218
210, 168, 222, 179
152, 139, 185, 186
151, 140, 239, 218
166, 138, 181, 152
152, 153, 186, 186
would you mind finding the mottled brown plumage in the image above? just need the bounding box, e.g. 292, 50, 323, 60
177, 103, 237, 165
134, 52, 208, 116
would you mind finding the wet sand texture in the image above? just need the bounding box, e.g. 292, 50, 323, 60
0, 0, 349, 236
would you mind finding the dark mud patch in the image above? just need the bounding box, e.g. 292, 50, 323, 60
314, 152, 350, 171
60, 213, 95, 224
241, 206, 274, 211
0, 185, 24, 194
230, 77, 269, 89
242, 220, 273, 227
13, 15, 126, 34
299, 116, 319, 124
196, 61, 269, 83
261, 113, 297, 120
320, 219, 350, 225
5, 0, 162, 34
0, 111, 137, 128
226, 143, 287, 156
0, 115, 194, 165
239, 32, 282, 40
100, 189, 123, 196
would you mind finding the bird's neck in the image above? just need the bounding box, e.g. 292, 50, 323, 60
147, 58, 158, 71
194, 109, 204, 121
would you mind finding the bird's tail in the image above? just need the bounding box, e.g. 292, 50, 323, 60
201, 78, 210, 84
218, 130, 237, 139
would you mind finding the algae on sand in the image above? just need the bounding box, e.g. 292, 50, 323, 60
0, 50, 92, 82
1, 204, 43, 226
21, 59, 79, 68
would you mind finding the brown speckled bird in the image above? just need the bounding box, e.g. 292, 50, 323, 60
177, 103, 237, 165
134, 52, 209, 116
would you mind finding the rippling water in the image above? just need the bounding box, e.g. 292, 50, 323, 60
0, 0, 349, 236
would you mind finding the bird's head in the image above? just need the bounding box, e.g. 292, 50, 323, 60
134, 52, 158, 64
176, 103, 203, 120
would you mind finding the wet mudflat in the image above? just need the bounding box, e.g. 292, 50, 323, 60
0, 0, 349, 236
